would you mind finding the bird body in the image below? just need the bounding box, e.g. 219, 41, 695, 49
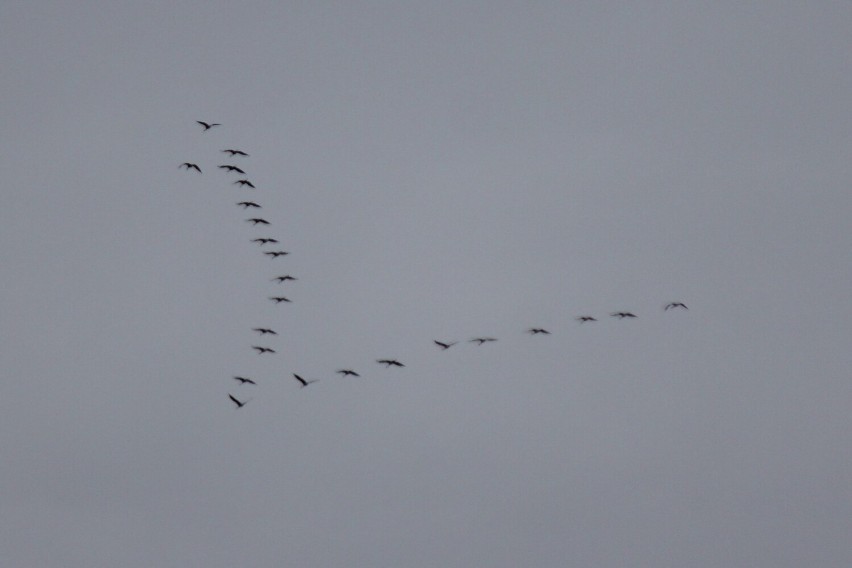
228, 394, 247, 408
233, 376, 256, 385
269, 296, 291, 303
252, 346, 276, 354
272, 275, 297, 283
222, 149, 249, 156
179, 162, 202, 173
527, 328, 551, 335
433, 340, 457, 350
293, 374, 318, 388
246, 218, 270, 225
337, 369, 360, 377
377, 359, 405, 367
665, 302, 688, 310
576, 316, 597, 323
234, 180, 256, 188
470, 337, 497, 345
197, 121, 221, 130
252, 238, 279, 245
218, 165, 246, 174
264, 251, 289, 258
610, 312, 638, 319
237, 201, 261, 209
252, 328, 277, 335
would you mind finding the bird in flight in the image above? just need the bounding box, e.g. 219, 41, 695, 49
576, 316, 597, 323
252, 346, 276, 354
252, 238, 279, 245
179, 162, 202, 173
197, 121, 221, 131
272, 275, 297, 283
234, 180, 256, 188
264, 251, 289, 258
228, 394, 248, 408
433, 340, 457, 350
246, 218, 270, 225
252, 328, 277, 335
293, 374, 318, 388
337, 369, 360, 377
527, 328, 551, 335
237, 201, 261, 209
269, 296, 291, 303
665, 302, 688, 310
610, 312, 638, 319
377, 359, 405, 368
470, 337, 497, 345
218, 165, 246, 174
222, 149, 249, 157
233, 376, 256, 385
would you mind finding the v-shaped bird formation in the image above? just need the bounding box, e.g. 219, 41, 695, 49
180, 121, 690, 410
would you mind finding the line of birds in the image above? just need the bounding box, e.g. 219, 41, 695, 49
181, 120, 689, 409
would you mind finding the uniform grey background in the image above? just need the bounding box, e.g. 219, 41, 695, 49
2, 2, 851, 566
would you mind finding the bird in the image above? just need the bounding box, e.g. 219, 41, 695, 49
222, 149, 249, 157
233, 376, 256, 385
234, 180, 256, 188
377, 359, 405, 368
264, 251, 289, 258
246, 218, 270, 225
252, 346, 276, 354
197, 121, 221, 131
433, 340, 457, 350
293, 374, 318, 388
469, 337, 498, 345
269, 296, 291, 303
610, 312, 638, 319
576, 316, 597, 323
272, 275, 297, 283
336, 369, 360, 377
237, 201, 261, 209
252, 328, 277, 335
527, 328, 551, 335
665, 302, 688, 310
252, 238, 279, 245
218, 165, 246, 174
228, 394, 247, 408
179, 162, 202, 173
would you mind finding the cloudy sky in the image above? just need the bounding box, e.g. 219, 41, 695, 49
3, 2, 851, 566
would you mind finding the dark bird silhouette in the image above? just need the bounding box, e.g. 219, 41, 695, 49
264, 251, 289, 258
234, 180, 256, 188
252, 346, 276, 354
272, 275, 297, 283
337, 369, 360, 377
377, 359, 405, 368
246, 218, 270, 225
610, 312, 638, 319
665, 302, 688, 310
470, 337, 498, 345
433, 340, 457, 350
527, 328, 551, 335
218, 165, 246, 174
222, 149, 249, 157
252, 328, 277, 335
233, 376, 256, 385
237, 201, 261, 209
576, 316, 597, 323
252, 238, 279, 245
269, 296, 291, 303
197, 121, 221, 131
228, 394, 247, 408
293, 374, 318, 388
179, 162, 202, 173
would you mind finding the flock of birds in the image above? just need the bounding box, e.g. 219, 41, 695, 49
181, 120, 689, 409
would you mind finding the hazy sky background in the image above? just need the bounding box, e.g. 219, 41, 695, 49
2, 2, 851, 566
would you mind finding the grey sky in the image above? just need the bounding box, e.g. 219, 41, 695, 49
2, 2, 851, 566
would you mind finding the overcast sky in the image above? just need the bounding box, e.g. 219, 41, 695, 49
3, 2, 852, 566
